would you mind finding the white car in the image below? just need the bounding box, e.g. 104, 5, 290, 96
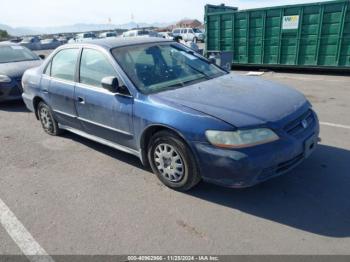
99, 31, 118, 38
122, 29, 160, 38
172, 28, 204, 43
158, 32, 174, 40
68, 32, 97, 43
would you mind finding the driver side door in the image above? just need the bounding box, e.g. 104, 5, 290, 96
74, 48, 134, 149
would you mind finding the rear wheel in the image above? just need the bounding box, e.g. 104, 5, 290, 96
148, 130, 201, 191
37, 101, 63, 136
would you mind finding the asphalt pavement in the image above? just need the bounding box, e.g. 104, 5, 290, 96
0, 70, 349, 257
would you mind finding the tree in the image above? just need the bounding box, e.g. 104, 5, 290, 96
0, 30, 9, 40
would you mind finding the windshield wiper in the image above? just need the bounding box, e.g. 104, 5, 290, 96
165, 76, 208, 89
166, 83, 184, 88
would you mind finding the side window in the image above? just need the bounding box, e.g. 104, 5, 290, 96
51, 49, 79, 81
80, 49, 116, 87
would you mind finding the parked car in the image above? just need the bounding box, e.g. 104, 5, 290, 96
22, 38, 319, 191
69, 32, 97, 43
0, 43, 42, 102
57, 36, 68, 44
122, 29, 160, 38
158, 32, 174, 40
172, 28, 204, 43
9, 37, 23, 43
99, 31, 118, 38
20, 36, 41, 50
40, 38, 62, 50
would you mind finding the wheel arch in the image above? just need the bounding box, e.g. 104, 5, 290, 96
139, 124, 199, 167
32, 96, 48, 120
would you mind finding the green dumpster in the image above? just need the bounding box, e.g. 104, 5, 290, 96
205, 0, 350, 70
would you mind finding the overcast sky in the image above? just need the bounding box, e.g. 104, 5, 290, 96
0, 0, 330, 27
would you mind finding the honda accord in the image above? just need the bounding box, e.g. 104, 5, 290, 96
22, 38, 320, 191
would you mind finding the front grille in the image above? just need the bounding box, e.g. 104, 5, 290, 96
284, 109, 315, 137
14, 76, 22, 82
8, 77, 23, 96
276, 153, 304, 173
259, 153, 304, 181
9, 85, 22, 96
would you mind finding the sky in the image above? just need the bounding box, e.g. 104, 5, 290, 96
0, 0, 331, 27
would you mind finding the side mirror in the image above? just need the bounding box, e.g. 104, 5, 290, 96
101, 76, 131, 96
101, 76, 119, 93
38, 54, 46, 59
209, 57, 216, 64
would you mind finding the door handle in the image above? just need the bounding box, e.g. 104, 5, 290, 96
77, 97, 85, 104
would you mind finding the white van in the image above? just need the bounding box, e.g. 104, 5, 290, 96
172, 28, 204, 43
122, 29, 160, 38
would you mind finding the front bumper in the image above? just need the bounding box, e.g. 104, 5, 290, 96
192, 112, 320, 188
0, 81, 23, 102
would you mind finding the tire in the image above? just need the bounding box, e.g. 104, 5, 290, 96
148, 130, 201, 191
37, 101, 63, 136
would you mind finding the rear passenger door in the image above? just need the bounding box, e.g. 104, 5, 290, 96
75, 48, 134, 148
47, 48, 81, 129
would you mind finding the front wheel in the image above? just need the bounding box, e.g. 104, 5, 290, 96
37, 101, 63, 136
148, 131, 201, 191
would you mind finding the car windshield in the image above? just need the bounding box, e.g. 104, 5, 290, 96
112, 43, 226, 94
193, 29, 202, 33
0, 45, 39, 63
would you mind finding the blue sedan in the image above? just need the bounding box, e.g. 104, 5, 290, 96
0, 42, 42, 102
22, 38, 320, 191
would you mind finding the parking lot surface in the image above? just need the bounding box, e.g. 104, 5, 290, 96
0, 70, 349, 256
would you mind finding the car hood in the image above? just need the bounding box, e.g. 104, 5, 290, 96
152, 73, 308, 128
0, 60, 42, 78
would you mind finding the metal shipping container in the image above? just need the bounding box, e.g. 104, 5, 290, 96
205, 0, 350, 70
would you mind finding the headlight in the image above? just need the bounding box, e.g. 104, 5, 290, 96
206, 128, 279, 149
0, 75, 12, 83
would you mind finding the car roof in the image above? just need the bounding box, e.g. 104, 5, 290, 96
67, 37, 172, 49
0, 42, 17, 47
